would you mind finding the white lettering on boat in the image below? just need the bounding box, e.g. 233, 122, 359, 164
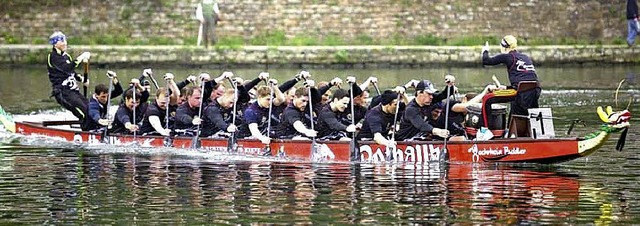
359, 144, 441, 162
467, 144, 527, 162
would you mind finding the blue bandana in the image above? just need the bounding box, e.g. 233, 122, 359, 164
49, 32, 66, 45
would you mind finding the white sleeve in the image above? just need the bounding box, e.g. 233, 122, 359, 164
195, 4, 204, 21
248, 123, 266, 140
149, 116, 165, 134
213, 3, 220, 15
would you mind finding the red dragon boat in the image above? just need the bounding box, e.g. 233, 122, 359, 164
1, 103, 630, 164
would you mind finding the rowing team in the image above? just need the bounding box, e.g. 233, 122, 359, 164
79, 70, 503, 149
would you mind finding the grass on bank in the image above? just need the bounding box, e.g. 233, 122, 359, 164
2, 30, 627, 47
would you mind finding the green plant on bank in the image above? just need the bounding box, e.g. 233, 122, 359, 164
334, 49, 350, 63
12, 32, 630, 47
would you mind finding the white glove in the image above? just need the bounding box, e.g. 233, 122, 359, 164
159, 128, 171, 136
392, 86, 406, 94
444, 75, 456, 84
130, 78, 140, 86
214, 72, 233, 83
297, 71, 311, 80
187, 75, 197, 83
482, 41, 489, 54
192, 117, 202, 126
404, 79, 419, 88
106, 70, 117, 78
199, 73, 211, 82
232, 77, 244, 85
258, 72, 270, 80
346, 76, 356, 84
124, 122, 139, 132
485, 84, 498, 92
498, 85, 507, 90
304, 129, 317, 138
330, 77, 343, 86
259, 136, 271, 145
143, 68, 153, 78
268, 79, 278, 85
98, 119, 111, 126
432, 128, 450, 138
164, 73, 175, 81
346, 124, 357, 133
385, 140, 397, 149
221, 71, 234, 79
305, 79, 315, 87
369, 77, 378, 84
226, 124, 237, 133
76, 52, 91, 63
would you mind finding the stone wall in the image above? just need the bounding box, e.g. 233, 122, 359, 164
0, 0, 627, 44
1, 45, 637, 68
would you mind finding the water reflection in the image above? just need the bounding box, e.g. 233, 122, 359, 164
5, 148, 637, 224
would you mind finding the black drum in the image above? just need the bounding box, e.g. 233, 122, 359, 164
465, 104, 507, 130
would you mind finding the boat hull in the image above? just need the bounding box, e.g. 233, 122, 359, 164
14, 121, 586, 164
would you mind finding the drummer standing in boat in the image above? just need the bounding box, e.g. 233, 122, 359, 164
46, 31, 92, 130
481, 35, 541, 116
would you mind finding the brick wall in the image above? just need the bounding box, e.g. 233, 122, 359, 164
0, 0, 626, 44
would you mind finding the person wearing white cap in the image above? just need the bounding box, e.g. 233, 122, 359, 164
481, 35, 541, 117
46, 31, 92, 130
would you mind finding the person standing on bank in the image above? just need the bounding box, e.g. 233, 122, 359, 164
47, 31, 92, 130
481, 35, 541, 116
196, 0, 221, 48
627, 0, 639, 46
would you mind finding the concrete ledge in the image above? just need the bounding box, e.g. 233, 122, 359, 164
1, 45, 639, 68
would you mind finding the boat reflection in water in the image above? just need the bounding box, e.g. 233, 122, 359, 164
8, 149, 593, 224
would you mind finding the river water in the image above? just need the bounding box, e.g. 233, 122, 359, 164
0, 66, 639, 224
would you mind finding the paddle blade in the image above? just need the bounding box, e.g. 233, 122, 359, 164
349, 138, 361, 162
385, 146, 394, 162
100, 127, 110, 143
191, 136, 201, 149
262, 145, 271, 156
163, 136, 174, 147
616, 128, 629, 151
310, 139, 319, 160
0, 105, 16, 133
227, 134, 238, 152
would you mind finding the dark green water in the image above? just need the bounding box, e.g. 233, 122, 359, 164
0, 66, 639, 224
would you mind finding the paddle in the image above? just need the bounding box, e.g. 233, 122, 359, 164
387, 93, 402, 161
440, 82, 452, 163
82, 60, 89, 98
262, 81, 275, 156
132, 82, 138, 140
227, 77, 239, 152
148, 72, 160, 90
163, 75, 173, 147
191, 78, 207, 148
372, 80, 382, 96
307, 82, 319, 158
100, 71, 115, 143
348, 80, 361, 162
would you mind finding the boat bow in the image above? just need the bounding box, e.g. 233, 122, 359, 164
578, 106, 631, 155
